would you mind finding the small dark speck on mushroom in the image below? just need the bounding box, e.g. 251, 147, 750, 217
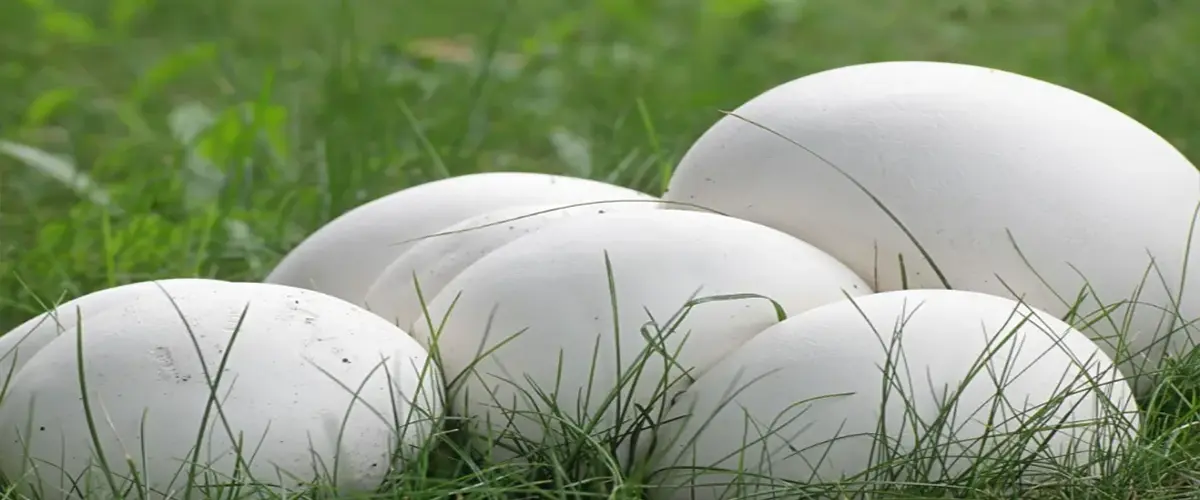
39, 426, 46, 431
342, 358, 351, 364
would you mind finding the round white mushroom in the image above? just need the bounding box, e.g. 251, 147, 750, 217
0, 280, 443, 499
647, 289, 1140, 500
662, 61, 1200, 395
266, 172, 658, 304
362, 201, 654, 339
410, 209, 871, 464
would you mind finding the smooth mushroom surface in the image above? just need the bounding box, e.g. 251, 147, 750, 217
410, 209, 872, 464
363, 200, 654, 338
0, 281, 443, 500
266, 172, 658, 304
663, 61, 1200, 396
648, 289, 1139, 500
0, 278, 237, 386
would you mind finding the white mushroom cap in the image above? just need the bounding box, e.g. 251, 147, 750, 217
0, 279, 237, 386
0, 280, 443, 499
410, 209, 871, 464
648, 289, 1140, 500
362, 201, 655, 339
663, 61, 1200, 395
266, 172, 658, 304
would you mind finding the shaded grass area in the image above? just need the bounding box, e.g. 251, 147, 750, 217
4, 0, 1200, 498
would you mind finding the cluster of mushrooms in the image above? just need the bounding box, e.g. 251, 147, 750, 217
2, 61, 1198, 499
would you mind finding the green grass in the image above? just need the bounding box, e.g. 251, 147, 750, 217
6, 0, 1200, 321
4, 0, 1200, 498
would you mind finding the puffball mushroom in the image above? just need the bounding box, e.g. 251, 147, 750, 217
363, 201, 654, 338
662, 60, 1200, 395
409, 209, 871, 463
647, 289, 1139, 500
0, 278, 237, 385
266, 172, 658, 304
0, 280, 443, 500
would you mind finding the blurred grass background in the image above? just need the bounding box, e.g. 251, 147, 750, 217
2, 0, 1200, 329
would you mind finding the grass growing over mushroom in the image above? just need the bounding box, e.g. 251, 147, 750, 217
4, 0, 1200, 498
0, 252, 1192, 499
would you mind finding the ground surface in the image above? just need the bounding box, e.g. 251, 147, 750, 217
4, 0, 1200, 498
